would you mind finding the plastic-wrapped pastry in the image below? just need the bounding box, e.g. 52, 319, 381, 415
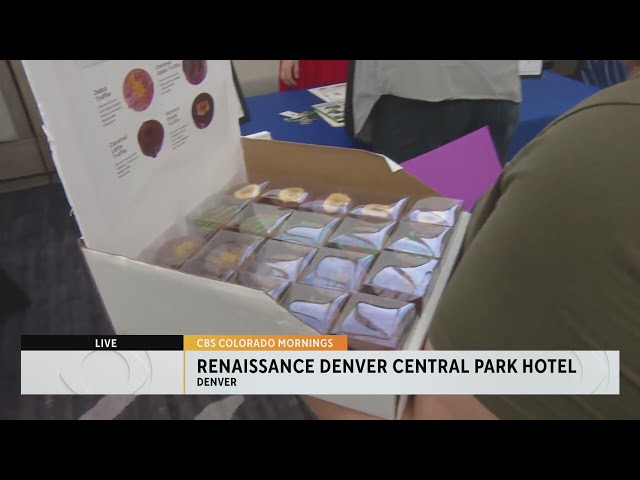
384, 221, 451, 258
155, 235, 206, 269
240, 239, 317, 281
234, 272, 290, 301
363, 251, 439, 302
328, 217, 397, 253
300, 192, 354, 216
227, 181, 269, 202
258, 186, 310, 208
279, 283, 350, 334
225, 204, 293, 237
272, 211, 341, 247
202, 242, 248, 279
180, 231, 263, 281
349, 198, 409, 221
405, 197, 463, 226
300, 248, 375, 292
193, 203, 245, 232
331, 293, 417, 350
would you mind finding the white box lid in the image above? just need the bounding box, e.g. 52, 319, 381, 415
22, 60, 245, 259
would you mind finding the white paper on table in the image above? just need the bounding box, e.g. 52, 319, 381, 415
315, 110, 344, 127
311, 100, 345, 127
519, 60, 544, 76
22, 60, 245, 260
235, 86, 245, 119
308, 83, 346, 103
243, 131, 272, 140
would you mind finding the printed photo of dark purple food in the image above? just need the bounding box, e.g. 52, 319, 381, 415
182, 60, 208, 85
137, 120, 164, 158
192, 92, 214, 129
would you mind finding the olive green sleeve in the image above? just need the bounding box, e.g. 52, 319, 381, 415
428, 102, 640, 419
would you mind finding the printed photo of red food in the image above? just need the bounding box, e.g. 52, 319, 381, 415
191, 93, 214, 129
182, 60, 208, 85
137, 120, 164, 158
123, 68, 154, 112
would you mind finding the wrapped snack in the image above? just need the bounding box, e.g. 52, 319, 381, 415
300, 248, 376, 292
362, 251, 439, 302
279, 283, 350, 334
328, 217, 397, 253
300, 192, 355, 216
384, 221, 451, 258
234, 271, 290, 301
349, 197, 409, 221
258, 186, 311, 208
272, 211, 342, 247
193, 202, 246, 232
180, 231, 263, 281
331, 293, 417, 350
154, 235, 207, 269
405, 197, 463, 226
227, 180, 270, 203
240, 239, 317, 281
189, 182, 269, 233
225, 203, 294, 237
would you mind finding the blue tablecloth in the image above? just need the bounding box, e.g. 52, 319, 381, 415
507, 72, 599, 158
240, 71, 600, 160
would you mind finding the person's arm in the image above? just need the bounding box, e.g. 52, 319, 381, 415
627, 65, 640, 80
304, 89, 640, 420
421, 97, 640, 420
280, 60, 299, 87
301, 339, 497, 420
619, 60, 640, 80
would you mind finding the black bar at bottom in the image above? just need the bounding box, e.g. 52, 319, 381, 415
21, 335, 184, 351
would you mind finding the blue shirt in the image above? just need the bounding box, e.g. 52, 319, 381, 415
580, 60, 630, 88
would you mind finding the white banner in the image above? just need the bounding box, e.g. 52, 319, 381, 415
21, 351, 183, 395
22, 350, 618, 395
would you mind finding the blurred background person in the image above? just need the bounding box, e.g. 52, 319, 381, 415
306, 61, 640, 420
576, 60, 636, 88
345, 60, 521, 166
279, 60, 348, 91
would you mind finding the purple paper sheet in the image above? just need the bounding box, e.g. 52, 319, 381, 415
401, 127, 502, 211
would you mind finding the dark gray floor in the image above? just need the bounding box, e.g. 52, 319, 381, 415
0, 183, 314, 420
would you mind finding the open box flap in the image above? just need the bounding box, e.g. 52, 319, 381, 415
22, 60, 245, 259
241, 138, 440, 198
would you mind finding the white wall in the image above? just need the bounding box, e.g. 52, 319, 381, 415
232, 60, 279, 97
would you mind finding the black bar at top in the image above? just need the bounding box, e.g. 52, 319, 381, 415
21, 335, 184, 351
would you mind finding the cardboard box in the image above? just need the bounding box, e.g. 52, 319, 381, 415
23, 60, 468, 420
